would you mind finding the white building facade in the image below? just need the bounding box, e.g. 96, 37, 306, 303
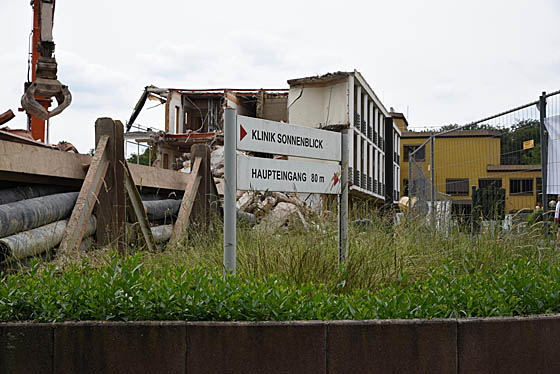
287, 70, 401, 204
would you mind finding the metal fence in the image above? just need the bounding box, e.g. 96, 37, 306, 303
409, 90, 560, 231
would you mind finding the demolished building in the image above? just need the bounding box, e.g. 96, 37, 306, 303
125, 71, 403, 208
125, 87, 288, 170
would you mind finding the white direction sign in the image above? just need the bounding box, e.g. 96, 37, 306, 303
237, 155, 341, 194
236, 115, 341, 161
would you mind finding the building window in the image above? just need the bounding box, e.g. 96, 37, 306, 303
510, 178, 533, 195
446, 178, 469, 196
479, 178, 502, 189
403, 145, 425, 162
537, 177, 543, 204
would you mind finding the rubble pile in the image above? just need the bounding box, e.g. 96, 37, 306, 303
211, 145, 311, 231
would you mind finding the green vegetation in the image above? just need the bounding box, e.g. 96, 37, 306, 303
127, 147, 151, 166
1, 214, 559, 322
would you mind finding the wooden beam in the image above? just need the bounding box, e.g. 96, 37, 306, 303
0, 110, 15, 125
169, 157, 202, 245
57, 136, 109, 255
128, 163, 192, 191
0, 139, 90, 181
0, 138, 193, 191
123, 163, 157, 252
191, 144, 212, 228
94, 118, 126, 252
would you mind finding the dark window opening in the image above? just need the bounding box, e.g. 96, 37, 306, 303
446, 178, 469, 196
510, 178, 533, 195
479, 178, 502, 190
403, 145, 425, 162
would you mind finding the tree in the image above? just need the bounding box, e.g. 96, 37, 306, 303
127, 147, 151, 166
500, 120, 540, 165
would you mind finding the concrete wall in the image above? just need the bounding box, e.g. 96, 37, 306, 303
3, 316, 560, 374
288, 80, 349, 128
262, 96, 288, 122
165, 90, 183, 134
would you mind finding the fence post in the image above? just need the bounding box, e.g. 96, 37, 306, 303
471, 185, 477, 236
408, 152, 412, 213
431, 135, 436, 228
192, 143, 212, 229
539, 92, 548, 235
94, 118, 126, 252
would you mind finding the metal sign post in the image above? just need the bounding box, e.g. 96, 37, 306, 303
339, 129, 349, 265
224, 108, 237, 275
224, 109, 348, 276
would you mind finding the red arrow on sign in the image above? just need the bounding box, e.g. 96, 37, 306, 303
240, 125, 248, 141
333, 173, 339, 186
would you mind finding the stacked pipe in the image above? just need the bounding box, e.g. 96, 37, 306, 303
137, 194, 181, 247
0, 185, 94, 262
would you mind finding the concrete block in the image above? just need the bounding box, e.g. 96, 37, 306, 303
458, 315, 560, 374
186, 321, 326, 374
0, 323, 53, 374
53, 321, 186, 374
327, 319, 457, 374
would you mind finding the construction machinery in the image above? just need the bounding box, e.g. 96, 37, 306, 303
21, 0, 71, 142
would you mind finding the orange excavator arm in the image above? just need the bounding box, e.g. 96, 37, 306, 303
21, 0, 72, 142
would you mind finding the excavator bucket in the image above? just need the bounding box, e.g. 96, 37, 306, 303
21, 77, 72, 121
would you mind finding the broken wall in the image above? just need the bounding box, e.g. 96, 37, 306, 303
257, 94, 288, 123
225, 93, 253, 117
165, 90, 184, 134
288, 79, 349, 128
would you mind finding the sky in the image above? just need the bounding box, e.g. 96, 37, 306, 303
1, 0, 559, 153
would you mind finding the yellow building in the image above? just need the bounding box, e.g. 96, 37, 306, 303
398, 127, 542, 215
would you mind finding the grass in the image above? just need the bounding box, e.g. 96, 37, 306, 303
1, 211, 560, 322
149, 212, 559, 290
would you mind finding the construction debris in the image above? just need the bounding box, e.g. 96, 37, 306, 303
0, 110, 15, 126
254, 202, 300, 232
151, 224, 173, 244
232, 189, 310, 231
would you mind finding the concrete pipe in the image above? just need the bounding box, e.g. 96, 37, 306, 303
150, 224, 173, 243
0, 185, 70, 206
143, 199, 181, 221
140, 192, 180, 202
0, 216, 96, 261
78, 235, 94, 252
237, 210, 256, 226
0, 192, 79, 238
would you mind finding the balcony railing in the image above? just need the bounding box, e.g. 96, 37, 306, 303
354, 113, 361, 128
